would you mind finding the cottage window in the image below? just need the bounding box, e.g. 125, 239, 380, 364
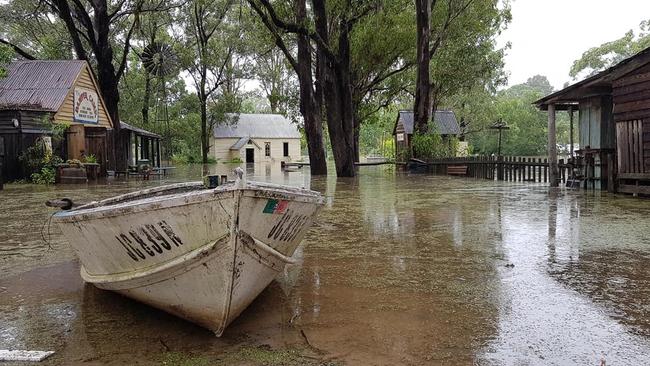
265, 142, 271, 157
283, 142, 289, 157
396, 133, 405, 142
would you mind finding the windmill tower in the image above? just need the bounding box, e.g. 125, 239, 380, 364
141, 42, 178, 160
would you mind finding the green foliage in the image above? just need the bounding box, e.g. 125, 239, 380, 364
223, 157, 243, 164
447, 74, 574, 157
18, 138, 63, 184
30, 167, 56, 185
411, 132, 458, 160
570, 19, 650, 79
0, 44, 13, 78
82, 154, 97, 163
359, 105, 400, 158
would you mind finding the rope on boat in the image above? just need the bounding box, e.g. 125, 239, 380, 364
40, 211, 56, 250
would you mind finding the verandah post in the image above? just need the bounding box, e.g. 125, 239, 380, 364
548, 104, 559, 187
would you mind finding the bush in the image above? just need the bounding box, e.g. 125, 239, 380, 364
18, 138, 63, 184
31, 167, 56, 185
411, 132, 459, 161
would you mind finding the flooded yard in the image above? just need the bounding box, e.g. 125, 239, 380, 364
1, 164, 650, 365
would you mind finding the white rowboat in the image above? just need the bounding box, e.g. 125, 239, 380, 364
53, 173, 324, 336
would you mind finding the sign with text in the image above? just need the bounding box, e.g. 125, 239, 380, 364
73, 88, 99, 123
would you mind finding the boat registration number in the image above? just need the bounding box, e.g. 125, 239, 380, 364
115, 220, 184, 262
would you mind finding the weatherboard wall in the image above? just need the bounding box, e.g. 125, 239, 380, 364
53, 64, 112, 129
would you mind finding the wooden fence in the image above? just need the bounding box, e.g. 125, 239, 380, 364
412, 156, 573, 183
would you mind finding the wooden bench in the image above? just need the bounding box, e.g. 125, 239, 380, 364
447, 165, 468, 176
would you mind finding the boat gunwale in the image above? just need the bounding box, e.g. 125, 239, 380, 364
54, 182, 323, 222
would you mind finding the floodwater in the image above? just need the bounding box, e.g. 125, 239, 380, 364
1, 163, 650, 365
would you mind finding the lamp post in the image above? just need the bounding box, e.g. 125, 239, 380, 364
490, 119, 509, 181
490, 119, 510, 156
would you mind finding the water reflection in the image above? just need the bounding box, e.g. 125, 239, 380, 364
1, 163, 650, 364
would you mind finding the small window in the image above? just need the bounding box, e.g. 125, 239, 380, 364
265, 142, 271, 157
283, 142, 289, 157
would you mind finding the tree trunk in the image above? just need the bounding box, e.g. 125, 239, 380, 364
200, 95, 208, 164
313, 0, 355, 177
143, 73, 151, 125
414, 0, 431, 135
296, 0, 327, 175
92, 0, 123, 170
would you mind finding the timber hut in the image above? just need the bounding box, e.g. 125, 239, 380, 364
118, 121, 162, 169
536, 46, 650, 194
0, 60, 113, 181
393, 110, 461, 159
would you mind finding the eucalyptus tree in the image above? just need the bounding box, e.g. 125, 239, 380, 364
413, 0, 508, 135
249, 0, 404, 176
246, 0, 328, 175
0, 0, 70, 59
177, 0, 241, 164
570, 20, 650, 79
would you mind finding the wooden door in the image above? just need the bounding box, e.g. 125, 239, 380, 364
616, 119, 645, 175
84, 127, 108, 176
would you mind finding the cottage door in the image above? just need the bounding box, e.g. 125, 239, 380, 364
246, 148, 255, 163
615, 119, 645, 176
84, 127, 108, 176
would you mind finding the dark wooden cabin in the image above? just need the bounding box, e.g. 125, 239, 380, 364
0, 60, 113, 181
393, 109, 461, 159
536, 46, 650, 194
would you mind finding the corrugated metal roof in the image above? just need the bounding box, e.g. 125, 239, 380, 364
213, 113, 301, 139
120, 121, 161, 139
396, 110, 460, 135
0, 60, 86, 111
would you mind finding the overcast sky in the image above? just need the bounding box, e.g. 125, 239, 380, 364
498, 0, 650, 91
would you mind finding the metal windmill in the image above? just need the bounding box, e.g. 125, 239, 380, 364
141, 42, 178, 160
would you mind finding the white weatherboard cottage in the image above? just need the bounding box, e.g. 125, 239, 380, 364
211, 114, 301, 163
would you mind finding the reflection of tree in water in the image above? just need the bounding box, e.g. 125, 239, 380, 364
548, 249, 650, 337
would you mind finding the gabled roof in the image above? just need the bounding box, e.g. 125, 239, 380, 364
0, 60, 87, 111
120, 121, 161, 139
213, 113, 301, 139
394, 110, 460, 135
230, 137, 261, 150
535, 46, 650, 110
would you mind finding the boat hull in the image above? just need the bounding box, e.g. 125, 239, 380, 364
54, 182, 323, 335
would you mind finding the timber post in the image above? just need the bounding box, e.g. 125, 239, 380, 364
548, 104, 559, 187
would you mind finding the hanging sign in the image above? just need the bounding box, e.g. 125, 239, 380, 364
73, 88, 99, 123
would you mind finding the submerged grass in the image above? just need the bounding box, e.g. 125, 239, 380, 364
160, 345, 341, 366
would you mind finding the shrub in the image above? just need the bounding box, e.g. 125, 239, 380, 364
18, 138, 63, 184
31, 167, 56, 185
82, 154, 97, 163
411, 132, 459, 161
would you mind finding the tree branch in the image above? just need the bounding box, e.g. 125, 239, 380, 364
0, 39, 37, 60
253, 0, 337, 62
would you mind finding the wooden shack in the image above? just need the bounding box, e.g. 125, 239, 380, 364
0, 60, 113, 181
393, 110, 461, 159
536, 46, 650, 194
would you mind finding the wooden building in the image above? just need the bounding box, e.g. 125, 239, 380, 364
0, 60, 113, 180
393, 109, 462, 159
536, 46, 650, 194
210, 114, 301, 163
